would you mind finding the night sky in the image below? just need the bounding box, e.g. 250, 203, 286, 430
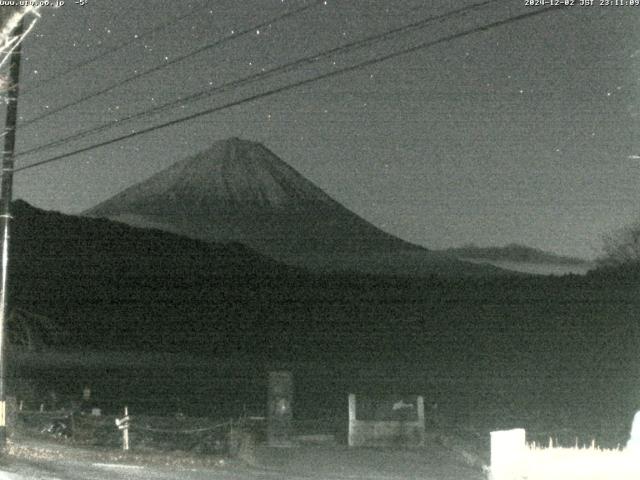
5, 0, 640, 260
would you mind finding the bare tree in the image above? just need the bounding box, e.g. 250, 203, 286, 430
0, 6, 40, 71
599, 221, 640, 267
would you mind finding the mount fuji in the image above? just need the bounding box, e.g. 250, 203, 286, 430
84, 137, 504, 277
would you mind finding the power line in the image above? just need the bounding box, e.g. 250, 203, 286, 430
22, 3, 207, 94
17, 0, 503, 158
15, 5, 565, 174
19, 0, 323, 129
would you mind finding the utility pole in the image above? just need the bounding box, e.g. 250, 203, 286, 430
0, 18, 24, 447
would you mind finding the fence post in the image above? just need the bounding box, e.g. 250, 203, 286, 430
115, 406, 130, 451
123, 406, 129, 451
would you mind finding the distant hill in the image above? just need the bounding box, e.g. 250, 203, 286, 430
84, 137, 505, 277
8, 200, 300, 352
2, 199, 517, 358
441, 243, 594, 276
5, 199, 640, 407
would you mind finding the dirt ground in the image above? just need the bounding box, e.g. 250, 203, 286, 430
248, 443, 486, 480
4, 435, 487, 480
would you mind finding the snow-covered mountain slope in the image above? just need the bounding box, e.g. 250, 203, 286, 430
84, 138, 507, 277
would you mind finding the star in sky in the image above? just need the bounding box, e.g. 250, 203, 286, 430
5, 0, 639, 260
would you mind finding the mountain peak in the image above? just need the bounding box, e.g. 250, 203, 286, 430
87, 138, 337, 216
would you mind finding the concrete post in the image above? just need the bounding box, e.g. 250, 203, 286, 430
490, 428, 526, 480
348, 393, 356, 447
267, 371, 293, 447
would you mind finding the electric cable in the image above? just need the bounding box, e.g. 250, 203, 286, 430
19, 0, 323, 128
15, 5, 565, 174
16, 0, 504, 158
23, 2, 208, 94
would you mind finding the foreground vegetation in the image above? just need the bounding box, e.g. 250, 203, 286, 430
5, 200, 640, 458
